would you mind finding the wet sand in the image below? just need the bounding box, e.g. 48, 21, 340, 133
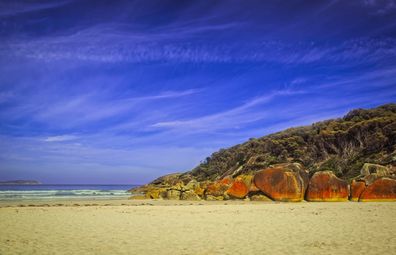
0, 199, 395, 255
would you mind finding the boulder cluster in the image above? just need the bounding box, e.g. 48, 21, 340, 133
129, 163, 396, 202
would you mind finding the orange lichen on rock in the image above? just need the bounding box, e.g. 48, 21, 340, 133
226, 179, 249, 199
219, 176, 233, 185
350, 180, 366, 202
205, 177, 233, 197
305, 171, 349, 202
253, 167, 304, 202
271, 163, 310, 193
359, 178, 396, 202
234, 174, 259, 192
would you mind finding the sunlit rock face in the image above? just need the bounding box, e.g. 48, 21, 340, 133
129, 161, 396, 202
253, 167, 304, 202
271, 163, 310, 193
305, 171, 349, 202
350, 180, 366, 202
359, 178, 396, 202
226, 178, 249, 199
205, 176, 233, 198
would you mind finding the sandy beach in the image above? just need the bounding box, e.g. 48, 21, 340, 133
0, 200, 395, 255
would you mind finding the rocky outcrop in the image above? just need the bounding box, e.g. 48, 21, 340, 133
165, 181, 206, 200
166, 189, 181, 200
205, 177, 233, 198
356, 163, 394, 185
226, 178, 249, 199
129, 104, 396, 202
305, 171, 349, 202
350, 180, 366, 202
129, 179, 204, 200
271, 163, 310, 192
129, 184, 166, 199
359, 178, 396, 202
129, 161, 396, 203
348, 163, 396, 202
180, 190, 201, 200
145, 189, 165, 199
184, 180, 204, 196
253, 167, 304, 202
360, 163, 391, 176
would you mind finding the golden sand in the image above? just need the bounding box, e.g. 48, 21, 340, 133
0, 200, 395, 255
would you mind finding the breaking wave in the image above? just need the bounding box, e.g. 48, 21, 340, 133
0, 185, 135, 200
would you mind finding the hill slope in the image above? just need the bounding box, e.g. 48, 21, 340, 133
150, 103, 396, 186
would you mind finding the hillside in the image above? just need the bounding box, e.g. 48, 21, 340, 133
150, 103, 396, 187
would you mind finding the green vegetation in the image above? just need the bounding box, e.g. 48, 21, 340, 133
183, 103, 396, 182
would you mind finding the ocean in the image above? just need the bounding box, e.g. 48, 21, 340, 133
0, 184, 137, 201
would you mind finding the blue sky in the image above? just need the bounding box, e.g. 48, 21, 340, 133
0, 0, 395, 184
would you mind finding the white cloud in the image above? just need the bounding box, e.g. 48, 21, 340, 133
363, 0, 396, 15
0, 134, 215, 183
151, 90, 306, 132
3, 21, 395, 64
0, 0, 72, 17
44, 135, 78, 142
3, 88, 203, 130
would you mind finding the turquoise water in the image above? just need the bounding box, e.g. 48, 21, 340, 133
0, 184, 137, 200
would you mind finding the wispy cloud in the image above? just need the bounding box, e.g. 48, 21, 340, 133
363, 0, 396, 15
1, 1, 395, 184
151, 90, 306, 132
0, 134, 214, 183
2, 20, 395, 64
44, 135, 78, 142
131, 89, 203, 100
0, 0, 72, 17
1, 88, 203, 130
315, 66, 396, 90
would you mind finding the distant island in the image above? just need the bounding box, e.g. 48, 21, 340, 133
0, 180, 41, 185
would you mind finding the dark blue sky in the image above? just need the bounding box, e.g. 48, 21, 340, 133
0, 0, 395, 184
